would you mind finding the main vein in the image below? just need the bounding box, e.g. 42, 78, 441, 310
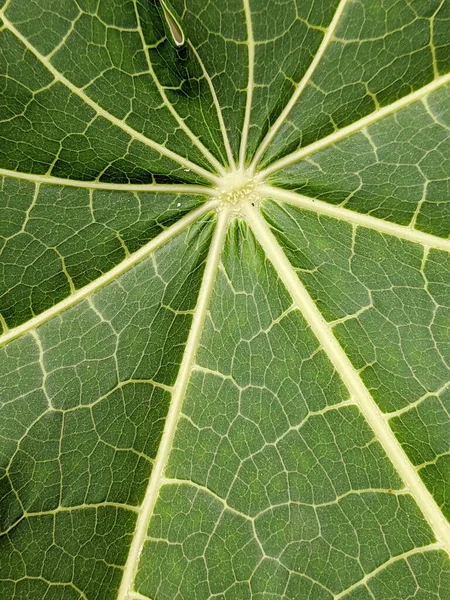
0, 168, 217, 195
243, 203, 450, 555
260, 185, 450, 253
116, 207, 230, 600
258, 71, 450, 178
131, 0, 227, 176
239, 0, 255, 169
250, 0, 349, 172
0, 201, 217, 348
188, 41, 236, 170
0, 12, 219, 185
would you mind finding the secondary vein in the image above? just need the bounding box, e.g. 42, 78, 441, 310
239, 0, 255, 169
131, 0, 227, 176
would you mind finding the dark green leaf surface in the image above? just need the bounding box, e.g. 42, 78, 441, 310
1, 1, 449, 599
0, 177, 206, 329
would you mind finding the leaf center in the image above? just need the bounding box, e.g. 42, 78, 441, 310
217, 171, 259, 213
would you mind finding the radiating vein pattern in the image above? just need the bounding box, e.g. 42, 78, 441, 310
133, 223, 448, 599
1, 0, 450, 598
175, 0, 342, 163
0, 221, 213, 599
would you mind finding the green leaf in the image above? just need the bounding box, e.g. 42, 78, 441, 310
1, 1, 449, 599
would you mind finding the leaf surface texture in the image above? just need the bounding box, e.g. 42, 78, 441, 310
1, 1, 450, 598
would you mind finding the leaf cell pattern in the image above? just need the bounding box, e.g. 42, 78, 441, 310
0, 0, 449, 599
